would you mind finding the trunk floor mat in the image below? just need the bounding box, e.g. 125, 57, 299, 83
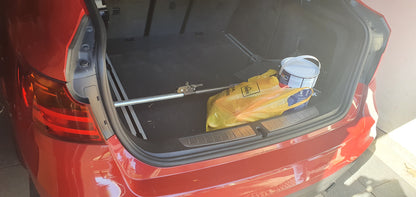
108, 33, 264, 140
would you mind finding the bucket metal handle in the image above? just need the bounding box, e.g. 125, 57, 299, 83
279, 55, 321, 76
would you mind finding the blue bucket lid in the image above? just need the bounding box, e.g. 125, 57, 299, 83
280, 55, 321, 78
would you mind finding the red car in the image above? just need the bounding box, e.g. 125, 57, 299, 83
0, 0, 389, 196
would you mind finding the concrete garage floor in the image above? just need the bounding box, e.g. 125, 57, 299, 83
0, 114, 29, 197
322, 129, 416, 197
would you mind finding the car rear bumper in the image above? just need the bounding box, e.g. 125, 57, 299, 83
104, 84, 377, 196
25, 83, 377, 197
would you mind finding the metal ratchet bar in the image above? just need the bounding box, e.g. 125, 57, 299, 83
106, 55, 148, 140
108, 71, 138, 136
114, 85, 233, 108
225, 33, 282, 64
225, 33, 258, 62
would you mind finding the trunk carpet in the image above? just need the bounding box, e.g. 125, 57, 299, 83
107, 33, 268, 140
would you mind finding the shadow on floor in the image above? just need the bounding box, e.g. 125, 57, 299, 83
0, 112, 29, 197
325, 172, 408, 197
321, 129, 411, 197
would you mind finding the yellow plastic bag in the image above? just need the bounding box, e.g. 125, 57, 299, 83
206, 69, 312, 131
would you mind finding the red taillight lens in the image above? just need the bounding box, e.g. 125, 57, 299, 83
21, 71, 104, 144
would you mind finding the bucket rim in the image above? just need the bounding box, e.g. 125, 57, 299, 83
280, 69, 320, 79
280, 55, 321, 78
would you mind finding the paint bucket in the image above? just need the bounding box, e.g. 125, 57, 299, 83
279, 55, 320, 113
278, 55, 321, 88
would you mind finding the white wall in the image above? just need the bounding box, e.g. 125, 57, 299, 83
363, 0, 416, 132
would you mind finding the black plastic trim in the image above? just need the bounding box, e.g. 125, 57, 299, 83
66, 16, 95, 104
144, 0, 157, 37
74, 2, 116, 139
179, 0, 194, 34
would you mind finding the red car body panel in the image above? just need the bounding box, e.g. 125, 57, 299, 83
6, 0, 85, 82
15, 81, 377, 197
28, 133, 128, 197
104, 83, 376, 197
2, 0, 386, 196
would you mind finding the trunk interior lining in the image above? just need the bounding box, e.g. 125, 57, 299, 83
108, 33, 252, 140
105, 0, 367, 149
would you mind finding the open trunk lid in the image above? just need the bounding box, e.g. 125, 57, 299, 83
70, 0, 390, 167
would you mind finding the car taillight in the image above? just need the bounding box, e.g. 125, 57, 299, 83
20, 69, 104, 144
